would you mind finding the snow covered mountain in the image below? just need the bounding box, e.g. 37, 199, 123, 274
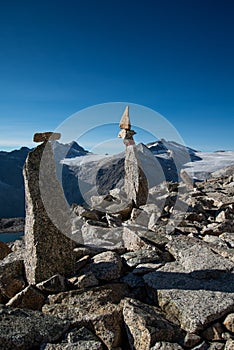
1, 139, 234, 218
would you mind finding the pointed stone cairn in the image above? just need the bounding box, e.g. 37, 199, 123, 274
118, 106, 148, 207
23, 132, 76, 284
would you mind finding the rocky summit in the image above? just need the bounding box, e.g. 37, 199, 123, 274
0, 128, 234, 350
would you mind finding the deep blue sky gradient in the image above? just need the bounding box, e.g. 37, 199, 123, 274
0, 0, 234, 151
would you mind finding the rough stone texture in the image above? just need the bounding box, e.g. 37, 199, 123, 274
0, 251, 25, 298
6, 285, 45, 310
119, 105, 131, 130
75, 255, 90, 272
122, 249, 164, 267
23, 142, 76, 284
223, 313, 234, 333
183, 333, 201, 348
122, 226, 155, 251
132, 262, 165, 275
44, 327, 104, 350
121, 273, 145, 288
224, 339, 234, 350
89, 251, 123, 281
0, 305, 70, 350
166, 236, 234, 279
43, 283, 129, 349
69, 272, 99, 289
0, 241, 12, 260
36, 274, 68, 293
201, 322, 224, 341
191, 342, 209, 350
144, 261, 234, 333
208, 343, 225, 350
123, 298, 184, 349
124, 145, 149, 207
33, 131, 61, 142
81, 224, 125, 252
150, 342, 183, 350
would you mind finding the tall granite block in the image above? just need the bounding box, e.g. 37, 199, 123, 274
23, 141, 75, 284
124, 145, 148, 207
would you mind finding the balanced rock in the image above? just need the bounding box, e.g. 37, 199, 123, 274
33, 132, 61, 143
23, 140, 75, 284
124, 145, 149, 207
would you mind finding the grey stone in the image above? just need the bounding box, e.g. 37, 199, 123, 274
208, 343, 225, 350
36, 274, 68, 293
106, 213, 122, 227
201, 322, 224, 341
132, 262, 165, 275
191, 342, 209, 350
0, 251, 25, 298
0, 304, 69, 350
144, 261, 234, 333
220, 233, 234, 249
166, 236, 234, 279
122, 226, 155, 251
90, 251, 122, 280
23, 142, 76, 284
6, 285, 45, 310
44, 327, 104, 350
121, 273, 145, 288
224, 339, 234, 350
223, 313, 234, 333
0, 241, 12, 260
122, 249, 164, 267
123, 298, 184, 349
150, 342, 183, 350
124, 145, 148, 207
75, 255, 90, 272
81, 223, 125, 252
43, 283, 129, 349
69, 272, 99, 289
183, 333, 201, 348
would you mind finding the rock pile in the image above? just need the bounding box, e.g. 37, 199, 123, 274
0, 166, 234, 349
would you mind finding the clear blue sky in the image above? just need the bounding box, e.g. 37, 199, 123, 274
0, 0, 234, 152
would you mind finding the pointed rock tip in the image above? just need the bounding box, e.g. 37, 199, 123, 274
33, 132, 61, 143
119, 106, 131, 130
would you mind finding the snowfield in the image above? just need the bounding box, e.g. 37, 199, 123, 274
184, 151, 234, 180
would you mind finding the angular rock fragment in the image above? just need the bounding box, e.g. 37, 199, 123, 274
36, 274, 68, 293
43, 283, 129, 349
144, 261, 234, 333
150, 342, 183, 350
0, 241, 12, 260
69, 271, 99, 289
123, 298, 184, 349
89, 251, 123, 281
122, 249, 164, 267
166, 236, 234, 279
0, 305, 70, 350
223, 313, 234, 333
0, 251, 25, 298
44, 327, 104, 349
6, 285, 45, 310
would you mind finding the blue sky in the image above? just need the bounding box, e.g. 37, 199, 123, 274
0, 0, 234, 152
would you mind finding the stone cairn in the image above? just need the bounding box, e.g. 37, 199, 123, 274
118, 106, 148, 207
23, 132, 75, 284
